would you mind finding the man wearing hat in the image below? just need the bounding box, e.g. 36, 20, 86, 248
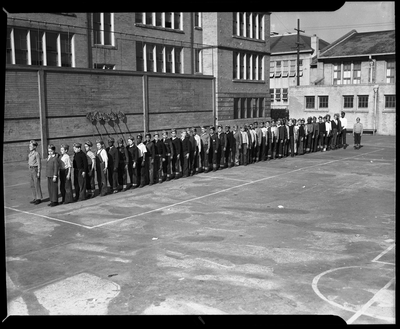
84, 141, 96, 198
200, 126, 210, 173
106, 137, 119, 193
28, 140, 43, 205
73, 142, 88, 201
117, 137, 129, 191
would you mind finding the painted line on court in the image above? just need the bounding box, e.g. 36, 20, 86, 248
91, 148, 381, 229
197, 175, 249, 182
311, 265, 394, 323
346, 277, 394, 324
371, 243, 395, 265
4, 206, 93, 229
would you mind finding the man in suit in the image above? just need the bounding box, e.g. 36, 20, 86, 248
232, 125, 242, 166
106, 137, 119, 194
153, 132, 166, 183
162, 130, 174, 181
181, 130, 191, 177
73, 142, 88, 201
217, 125, 226, 170
209, 126, 219, 172
225, 125, 235, 168
170, 129, 182, 179
200, 126, 210, 173
144, 133, 155, 185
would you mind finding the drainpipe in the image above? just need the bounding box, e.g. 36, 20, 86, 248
373, 85, 379, 135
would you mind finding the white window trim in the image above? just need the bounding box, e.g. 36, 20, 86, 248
42, 32, 47, 66
71, 35, 76, 67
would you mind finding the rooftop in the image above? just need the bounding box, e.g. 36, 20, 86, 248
270, 34, 330, 54
319, 29, 395, 58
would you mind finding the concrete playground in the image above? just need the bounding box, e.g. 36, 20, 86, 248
3, 135, 396, 324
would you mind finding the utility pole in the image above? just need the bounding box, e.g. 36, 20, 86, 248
294, 19, 305, 86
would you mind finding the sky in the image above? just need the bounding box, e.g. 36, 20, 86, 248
270, 2, 395, 43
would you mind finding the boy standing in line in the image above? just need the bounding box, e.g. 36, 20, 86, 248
153, 132, 166, 183
224, 125, 234, 168
95, 139, 108, 196
217, 125, 226, 169
312, 116, 319, 152
170, 129, 182, 179
353, 117, 363, 149
136, 134, 147, 187
193, 128, 201, 174
46, 144, 59, 207
240, 126, 248, 166
106, 137, 119, 193
28, 140, 43, 205
209, 126, 219, 171
72, 142, 88, 201
126, 136, 139, 189
200, 126, 210, 173
162, 131, 174, 180
117, 138, 129, 191
144, 133, 155, 185
340, 111, 348, 149
59, 144, 73, 204
181, 130, 191, 177
232, 125, 242, 166
84, 141, 96, 198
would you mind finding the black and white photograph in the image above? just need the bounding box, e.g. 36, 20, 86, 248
3, 2, 395, 325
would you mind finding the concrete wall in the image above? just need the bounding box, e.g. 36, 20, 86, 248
289, 83, 396, 135
4, 66, 214, 162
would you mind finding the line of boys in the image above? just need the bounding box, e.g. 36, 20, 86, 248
28, 111, 350, 206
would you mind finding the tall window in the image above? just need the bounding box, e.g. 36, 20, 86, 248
358, 95, 369, 108
305, 96, 315, 109
156, 12, 163, 26
166, 46, 173, 73
14, 28, 28, 65
275, 88, 281, 102
343, 62, 351, 84
174, 12, 181, 30
282, 60, 288, 77
258, 55, 263, 80
6, 27, 12, 64
156, 44, 164, 73
319, 96, 328, 108
353, 62, 361, 84
136, 41, 144, 71
386, 61, 395, 83
195, 49, 202, 73
270, 89, 274, 103
252, 98, 258, 118
259, 98, 264, 117
146, 12, 154, 25
146, 44, 155, 72
46, 32, 59, 67
175, 47, 182, 73
333, 63, 341, 85
289, 60, 296, 76
194, 12, 202, 28
282, 88, 288, 102
270, 61, 275, 78
234, 98, 239, 119
93, 13, 114, 46
247, 98, 252, 118
275, 61, 281, 77
30, 30, 44, 66
343, 95, 354, 108
240, 98, 246, 118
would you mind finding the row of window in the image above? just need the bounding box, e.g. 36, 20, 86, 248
270, 88, 288, 102
136, 41, 194, 74
233, 97, 266, 119
270, 60, 303, 78
305, 95, 396, 109
233, 52, 265, 81
333, 61, 396, 85
232, 12, 265, 40
6, 27, 74, 67
135, 12, 185, 30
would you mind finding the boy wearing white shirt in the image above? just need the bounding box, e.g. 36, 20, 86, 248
340, 111, 348, 149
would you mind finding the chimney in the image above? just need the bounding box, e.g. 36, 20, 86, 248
311, 34, 319, 57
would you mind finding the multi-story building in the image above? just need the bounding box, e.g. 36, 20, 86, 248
289, 29, 396, 135
4, 12, 271, 162
269, 33, 329, 119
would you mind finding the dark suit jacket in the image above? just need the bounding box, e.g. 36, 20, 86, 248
106, 146, 119, 170
46, 155, 59, 178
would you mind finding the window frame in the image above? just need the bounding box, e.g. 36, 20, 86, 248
318, 95, 329, 109
384, 95, 396, 108
343, 95, 354, 109
357, 95, 369, 108
305, 96, 315, 109
93, 12, 114, 46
